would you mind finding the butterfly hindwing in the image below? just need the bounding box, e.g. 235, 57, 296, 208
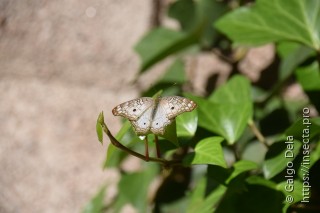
131, 107, 153, 135
151, 104, 172, 135
112, 97, 154, 121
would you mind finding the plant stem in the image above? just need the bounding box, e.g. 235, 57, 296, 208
100, 119, 181, 167
154, 135, 161, 158
248, 121, 269, 148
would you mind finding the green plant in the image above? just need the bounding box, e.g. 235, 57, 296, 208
87, 0, 320, 212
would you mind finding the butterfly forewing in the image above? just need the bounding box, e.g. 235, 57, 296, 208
112, 97, 154, 121
159, 96, 197, 120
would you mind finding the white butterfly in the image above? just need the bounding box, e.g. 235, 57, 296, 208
112, 96, 197, 135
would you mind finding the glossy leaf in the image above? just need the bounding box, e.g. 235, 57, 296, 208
277, 43, 314, 80
195, 0, 228, 47
216, 180, 285, 213
246, 176, 277, 189
263, 140, 302, 179
134, 27, 199, 72
187, 178, 226, 213
209, 75, 252, 105
207, 160, 258, 185
191, 75, 253, 144
161, 120, 179, 147
183, 137, 227, 167
96, 112, 104, 144
161, 58, 186, 84
277, 180, 303, 210
296, 61, 320, 91
168, 0, 196, 32
296, 61, 320, 110
169, 0, 227, 48
225, 160, 258, 184
176, 108, 198, 138
142, 59, 186, 97
117, 165, 158, 212
215, 0, 320, 50
242, 141, 268, 165
285, 117, 320, 141
191, 96, 252, 144
82, 185, 107, 213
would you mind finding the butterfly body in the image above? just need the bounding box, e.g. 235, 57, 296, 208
112, 96, 197, 135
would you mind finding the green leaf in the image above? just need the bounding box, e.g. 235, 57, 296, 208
277, 180, 303, 205
216, 180, 284, 213
225, 160, 258, 184
161, 58, 186, 84
285, 117, 320, 141
96, 112, 104, 144
142, 59, 187, 97
176, 108, 198, 138
207, 161, 258, 185
195, 0, 228, 48
169, 0, 228, 48
168, 0, 196, 32
134, 27, 199, 72
187, 178, 226, 213
193, 75, 253, 144
242, 141, 268, 165
246, 176, 277, 189
117, 164, 158, 212
161, 120, 179, 147
191, 96, 252, 144
263, 139, 302, 179
209, 75, 252, 104
296, 61, 320, 112
296, 61, 320, 91
277, 43, 314, 81
183, 137, 227, 167
82, 185, 106, 213
215, 0, 320, 50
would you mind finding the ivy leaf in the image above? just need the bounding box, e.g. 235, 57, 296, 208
183, 137, 227, 167
82, 185, 107, 213
176, 109, 198, 138
142, 59, 186, 97
135, 27, 199, 72
209, 75, 252, 105
215, 0, 320, 50
189, 75, 252, 144
191, 97, 252, 145
168, 0, 196, 32
96, 112, 104, 144
225, 160, 259, 184
161, 120, 179, 147
187, 178, 226, 213
296, 61, 320, 90
161, 58, 186, 84
277, 180, 303, 211
115, 164, 158, 212
168, 0, 228, 48
263, 139, 302, 179
277, 43, 314, 81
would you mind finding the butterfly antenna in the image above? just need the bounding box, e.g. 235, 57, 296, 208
144, 137, 149, 161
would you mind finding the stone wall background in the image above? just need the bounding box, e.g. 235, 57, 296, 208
0, 1, 151, 212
